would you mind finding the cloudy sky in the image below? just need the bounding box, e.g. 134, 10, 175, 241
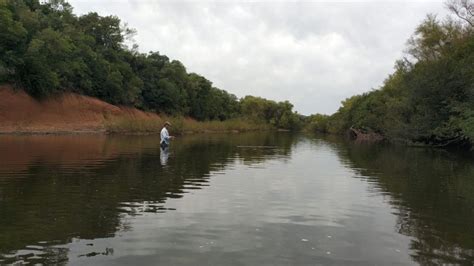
69, 0, 447, 115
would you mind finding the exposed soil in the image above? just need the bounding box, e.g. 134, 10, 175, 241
0, 85, 160, 134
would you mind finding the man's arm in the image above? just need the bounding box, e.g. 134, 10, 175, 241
166, 129, 174, 140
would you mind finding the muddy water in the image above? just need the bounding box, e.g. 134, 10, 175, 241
0, 133, 473, 265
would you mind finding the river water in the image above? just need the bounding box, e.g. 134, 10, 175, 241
0, 133, 473, 265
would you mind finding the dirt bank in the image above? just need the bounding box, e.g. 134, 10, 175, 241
0, 85, 160, 134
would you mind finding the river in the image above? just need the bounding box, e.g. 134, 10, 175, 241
0, 133, 473, 265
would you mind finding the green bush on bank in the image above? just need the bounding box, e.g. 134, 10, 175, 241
308, 2, 474, 148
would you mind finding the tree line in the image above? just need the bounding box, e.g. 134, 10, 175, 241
308, 0, 474, 149
0, 0, 302, 129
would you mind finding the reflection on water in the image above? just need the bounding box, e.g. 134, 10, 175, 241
324, 136, 474, 265
160, 147, 170, 166
0, 133, 472, 265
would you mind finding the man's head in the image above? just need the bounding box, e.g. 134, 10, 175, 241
164, 121, 171, 128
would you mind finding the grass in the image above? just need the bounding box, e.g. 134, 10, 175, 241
105, 116, 272, 135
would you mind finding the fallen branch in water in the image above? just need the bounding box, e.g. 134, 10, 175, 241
349, 127, 384, 142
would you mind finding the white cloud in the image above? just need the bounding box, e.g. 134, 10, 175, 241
68, 0, 447, 114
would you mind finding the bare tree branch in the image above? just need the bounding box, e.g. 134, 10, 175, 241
446, 0, 474, 27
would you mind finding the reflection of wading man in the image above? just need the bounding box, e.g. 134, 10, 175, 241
160, 146, 169, 166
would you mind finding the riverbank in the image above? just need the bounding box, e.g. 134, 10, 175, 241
0, 85, 270, 135
106, 116, 271, 135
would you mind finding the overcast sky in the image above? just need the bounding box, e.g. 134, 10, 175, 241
69, 0, 447, 115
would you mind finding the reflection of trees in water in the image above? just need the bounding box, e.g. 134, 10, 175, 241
322, 136, 474, 265
0, 132, 294, 264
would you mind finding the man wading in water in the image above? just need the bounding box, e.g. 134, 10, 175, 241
160, 121, 174, 149
160, 121, 174, 165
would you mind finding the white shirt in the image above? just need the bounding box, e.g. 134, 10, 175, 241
160, 127, 170, 145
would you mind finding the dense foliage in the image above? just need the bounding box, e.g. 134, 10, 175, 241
0, 0, 302, 129
308, 0, 474, 148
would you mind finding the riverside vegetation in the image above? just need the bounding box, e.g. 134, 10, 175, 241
105, 116, 272, 135
307, 0, 474, 149
1, 0, 473, 149
0, 0, 303, 133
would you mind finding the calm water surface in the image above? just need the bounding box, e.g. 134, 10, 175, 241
0, 133, 473, 265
